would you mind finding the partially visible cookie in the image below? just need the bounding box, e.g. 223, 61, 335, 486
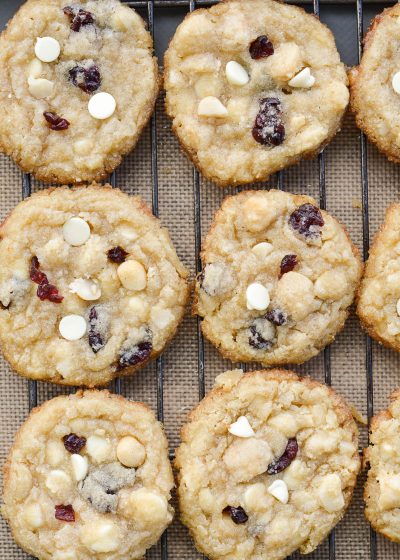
357, 203, 400, 351
0, 185, 189, 386
349, 4, 400, 163
0, 0, 159, 184
364, 390, 400, 542
194, 190, 362, 366
2, 390, 174, 560
164, 0, 349, 187
176, 369, 360, 560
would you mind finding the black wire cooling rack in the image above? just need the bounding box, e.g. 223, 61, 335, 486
20, 1, 379, 558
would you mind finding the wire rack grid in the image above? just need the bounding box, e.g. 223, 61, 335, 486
19, 1, 377, 559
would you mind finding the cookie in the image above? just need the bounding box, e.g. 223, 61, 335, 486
349, 5, 400, 163
2, 390, 174, 560
364, 390, 400, 542
0, 185, 189, 386
0, 0, 159, 184
164, 0, 349, 187
357, 203, 400, 351
176, 369, 360, 560
194, 190, 362, 366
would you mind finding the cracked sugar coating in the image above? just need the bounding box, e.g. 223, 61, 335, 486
176, 369, 360, 560
0, 0, 159, 184
364, 390, 400, 542
357, 203, 400, 352
164, 0, 349, 187
349, 5, 400, 164
2, 390, 174, 560
0, 185, 189, 386
194, 190, 362, 366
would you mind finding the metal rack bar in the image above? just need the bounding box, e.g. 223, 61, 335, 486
356, 1, 376, 559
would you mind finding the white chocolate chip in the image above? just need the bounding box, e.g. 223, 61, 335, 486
69, 278, 101, 301
246, 282, 270, 311
86, 435, 112, 463
45, 470, 71, 494
28, 58, 43, 78
150, 306, 174, 329
63, 217, 91, 246
35, 37, 61, 62
379, 474, 400, 510
316, 474, 344, 512
128, 488, 169, 523
23, 503, 44, 530
228, 415, 255, 438
244, 482, 267, 511
71, 454, 89, 482
74, 138, 94, 155
225, 61, 249, 86
198, 96, 228, 117
80, 521, 120, 553
393, 71, 400, 95
117, 260, 147, 291
117, 436, 146, 468
396, 298, 400, 317
267, 479, 289, 504
288, 67, 315, 89
88, 92, 116, 120
28, 76, 54, 99
251, 242, 273, 259
59, 315, 87, 341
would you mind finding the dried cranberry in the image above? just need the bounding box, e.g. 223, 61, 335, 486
267, 438, 298, 475
63, 433, 86, 454
44, 112, 70, 131
63, 6, 94, 32
280, 254, 298, 276
69, 65, 101, 94
252, 97, 285, 146
223, 506, 248, 524
30, 257, 63, 303
265, 308, 287, 326
30, 256, 47, 284
249, 323, 273, 350
107, 246, 128, 264
37, 282, 64, 303
118, 340, 152, 370
289, 204, 324, 239
55, 504, 75, 522
88, 305, 108, 354
249, 35, 274, 59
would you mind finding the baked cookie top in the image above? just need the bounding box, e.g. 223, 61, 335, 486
0, 0, 159, 184
0, 185, 189, 386
357, 203, 400, 351
349, 4, 400, 163
176, 369, 360, 560
2, 390, 174, 560
164, 0, 349, 187
194, 190, 362, 366
364, 390, 400, 542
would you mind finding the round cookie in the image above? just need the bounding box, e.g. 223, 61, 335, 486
176, 369, 360, 560
164, 0, 349, 187
2, 390, 174, 560
194, 190, 362, 366
0, 185, 189, 386
357, 203, 400, 351
364, 390, 400, 542
0, 0, 159, 184
349, 4, 400, 163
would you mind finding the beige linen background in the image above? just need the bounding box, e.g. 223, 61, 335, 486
0, 3, 399, 559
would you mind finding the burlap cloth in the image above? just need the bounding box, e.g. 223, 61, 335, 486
0, 2, 398, 558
